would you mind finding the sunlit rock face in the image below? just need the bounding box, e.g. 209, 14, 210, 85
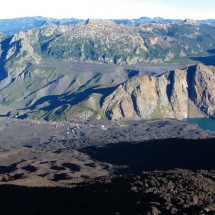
103, 64, 215, 120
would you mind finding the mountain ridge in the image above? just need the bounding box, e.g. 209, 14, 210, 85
0, 16, 214, 35
0, 19, 215, 120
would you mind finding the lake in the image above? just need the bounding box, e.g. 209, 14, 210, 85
185, 118, 215, 131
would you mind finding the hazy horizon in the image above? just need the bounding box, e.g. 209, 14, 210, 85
0, 15, 214, 21
0, 0, 214, 20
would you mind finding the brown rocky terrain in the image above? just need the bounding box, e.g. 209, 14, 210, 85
0, 118, 214, 184
0, 169, 215, 215
0, 118, 215, 214
103, 64, 215, 120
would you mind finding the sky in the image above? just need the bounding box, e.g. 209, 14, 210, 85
1, 0, 214, 20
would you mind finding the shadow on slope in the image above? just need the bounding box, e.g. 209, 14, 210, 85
81, 138, 215, 174
190, 49, 215, 66
0, 138, 214, 214
0, 182, 164, 215
20, 86, 117, 113
0, 37, 12, 81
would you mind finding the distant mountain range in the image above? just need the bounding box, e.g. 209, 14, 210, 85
114, 17, 215, 26
0, 18, 215, 121
0, 16, 214, 35
0, 16, 83, 35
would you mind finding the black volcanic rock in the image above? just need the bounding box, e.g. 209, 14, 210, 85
0, 169, 214, 215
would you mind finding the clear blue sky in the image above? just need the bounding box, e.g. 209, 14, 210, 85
1, 0, 214, 20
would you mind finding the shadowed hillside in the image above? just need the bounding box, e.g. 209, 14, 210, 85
81, 138, 215, 174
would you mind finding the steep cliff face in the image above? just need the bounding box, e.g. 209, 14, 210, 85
103, 64, 215, 120
188, 64, 215, 116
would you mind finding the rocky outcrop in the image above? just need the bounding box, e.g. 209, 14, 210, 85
182, 19, 198, 25
103, 64, 215, 120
